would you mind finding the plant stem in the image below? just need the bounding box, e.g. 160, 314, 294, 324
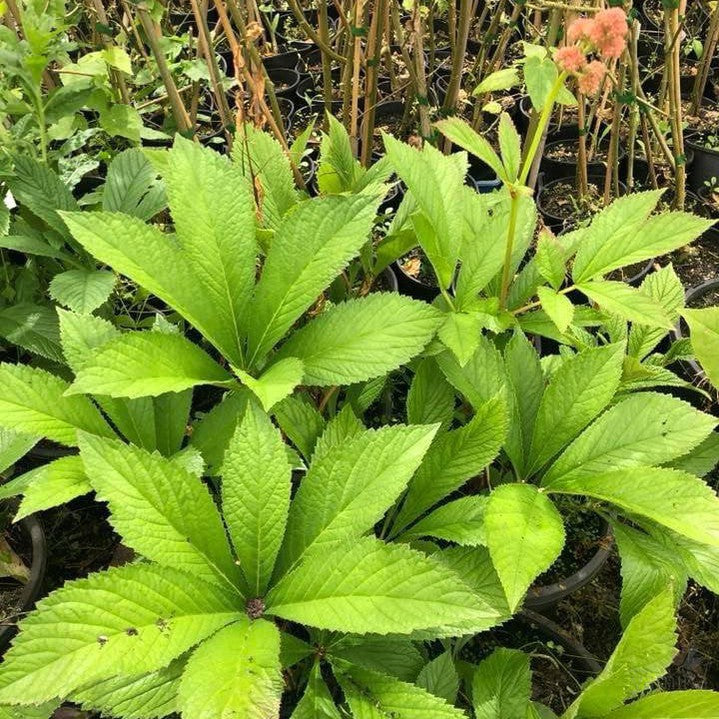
690, 2, 719, 114
360, 0, 386, 166
499, 187, 521, 311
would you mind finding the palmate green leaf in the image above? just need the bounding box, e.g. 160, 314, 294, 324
59, 211, 246, 366
177, 617, 282, 719
537, 286, 574, 333
628, 265, 684, 360
267, 537, 501, 635
485, 484, 565, 611
235, 358, 304, 412
406, 358, 455, 429
683, 307, 719, 389
576, 280, 673, 329
526, 343, 624, 474
14, 455, 90, 521
0, 563, 241, 705
400, 496, 488, 546
438, 312, 483, 367
277, 423, 437, 575
161, 135, 257, 362
275, 294, 442, 387
391, 396, 507, 535
473, 648, 531, 719
337, 663, 467, 719
573, 203, 713, 283
604, 691, 719, 718
416, 652, 459, 705
79, 433, 240, 589
233, 122, 298, 229
246, 193, 381, 365
543, 393, 716, 485
221, 403, 292, 596
67, 330, 232, 399
103, 147, 166, 220
523, 55, 558, 110
49, 268, 116, 314
291, 662, 343, 719
384, 134, 466, 289
434, 116, 505, 182
329, 638, 425, 683
0, 303, 64, 363
0, 363, 113, 446
546, 466, 719, 547
563, 589, 677, 719
503, 331, 543, 477
73, 657, 185, 719
2, 154, 78, 239
613, 522, 687, 627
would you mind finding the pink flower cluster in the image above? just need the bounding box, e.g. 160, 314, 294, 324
555, 7, 628, 95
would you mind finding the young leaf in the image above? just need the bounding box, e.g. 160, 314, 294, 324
406, 358, 455, 429
603, 691, 719, 718
473, 68, 520, 95
523, 55, 558, 109
576, 280, 673, 329
338, 663, 466, 719
0, 563, 241, 704
246, 193, 381, 364
67, 331, 233, 399
235, 357, 304, 412
102, 147, 166, 220
434, 117, 506, 182
274, 294, 442, 387
73, 657, 185, 719
221, 403, 292, 595
438, 312, 483, 367
267, 537, 501, 635
177, 618, 282, 719
485, 484, 565, 611
537, 287, 574, 333
14, 455, 90, 521
498, 112, 522, 182
272, 394, 326, 461
79, 433, 240, 588
291, 662, 343, 719
613, 522, 686, 627
543, 393, 716, 485
503, 331, 544, 477
400, 496, 488, 547
473, 648, 532, 719
49, 269, 116, 314
277, 423, 438, 574
59, 211, 246, 366
391, 396, 507, 534
564, 588, 677, 718
0, 363, 113, 446
535, 231, 567, 290
545, 466, 719, 547
161, 135, 257, 359
384, 135, 466, 289
683, 307, 719, 389
416, 652, 459, 704
526, 343, 624, 473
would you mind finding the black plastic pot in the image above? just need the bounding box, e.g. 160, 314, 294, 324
518, 609, 603, 676
687, 133, 719, 193
541, 139, 621, 184
0, 515, 47, 655
266, 67, 301, 100
524, 522, 614, 612
467, 155, 502, 194
517, 95, 579, 141
276, 97, 295, 136
392, 260, 441, 302
697, 186, 719, 245
537, 174, 628, 234
262, 48, 302, 72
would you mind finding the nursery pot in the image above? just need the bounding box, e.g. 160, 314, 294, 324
392, 259, 441, 303
686, 133, 719, 193
524, 522, 614, 612
697, 186, 719, 245
0, 515, 47, 655
262, 48, 302, 72
517, 95, 579, 141
541, 139, 622, 185
266, 67, 301, 100
467, 155, 502, 194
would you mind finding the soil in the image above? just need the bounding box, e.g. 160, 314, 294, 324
534, 497, 607, 586
398, 248, 438, 288
544, 141, 610, 165
540, 180, 612, 226
607, 260, 652, 284
0, 520, 31, 627
670, 236, 719, 288
684, 102, 719, 138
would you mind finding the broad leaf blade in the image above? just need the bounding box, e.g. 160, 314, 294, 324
473, 648, 532, 719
